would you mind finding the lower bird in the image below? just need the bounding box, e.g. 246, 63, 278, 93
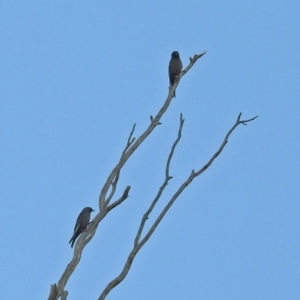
168, 51, 183, 97
69, 207, 94, 248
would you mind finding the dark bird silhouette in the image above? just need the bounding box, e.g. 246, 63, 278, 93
168, 51, 183, 97
69, 207, 94, 248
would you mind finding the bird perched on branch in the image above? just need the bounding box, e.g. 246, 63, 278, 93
168, 51, 183, 97
69, 207, 94, 248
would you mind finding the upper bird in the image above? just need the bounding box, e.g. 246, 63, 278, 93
69, 207, 94, 248
168, 51, 183, 97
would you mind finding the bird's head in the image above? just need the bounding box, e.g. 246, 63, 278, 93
84, 207, 94, 213
171, 51, 180, 58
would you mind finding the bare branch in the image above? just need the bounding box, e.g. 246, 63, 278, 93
139, 113, 258, 247
98, 248, 137, 300
105, 124, 136, 206
98, 112, 257, 300
134, 114, 184, 246
123, 123, 137, 155
60, 291, 68, 300
47, 51, 206, 300
99, 51, 207, 212
104, 175, 119, 208
108, 186, 131, 212
99, 113, 185, 300
48, 286, 67, 300
166, 113, 184, 179
48, 285, 57, 300
194, 113, 258, 177
47, 209, 108, 300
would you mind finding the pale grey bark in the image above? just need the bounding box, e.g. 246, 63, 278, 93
98, 113, 257, 300
47, 51, 257, 300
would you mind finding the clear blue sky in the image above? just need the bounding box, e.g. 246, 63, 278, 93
1, 2, 300, 299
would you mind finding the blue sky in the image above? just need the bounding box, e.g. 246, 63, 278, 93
1, 1, 300, 299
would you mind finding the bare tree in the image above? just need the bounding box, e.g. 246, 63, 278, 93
48, 51, 257, 300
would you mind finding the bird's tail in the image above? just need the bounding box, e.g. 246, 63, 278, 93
70, 238, 75, 248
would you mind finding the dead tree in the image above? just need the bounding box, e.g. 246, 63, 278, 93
48, 51, 258, 300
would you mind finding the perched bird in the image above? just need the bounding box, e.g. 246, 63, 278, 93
69, 207, 94, 248
168, 51, 183, 97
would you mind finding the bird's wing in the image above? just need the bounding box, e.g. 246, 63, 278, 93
74, 211, 84, 231
69, 223, 80, 243
168, 60, 174, 75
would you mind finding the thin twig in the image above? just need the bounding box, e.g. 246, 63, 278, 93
139, 113, 258, 247
105, 124, 136, 206
108, 186, 131, 212
165, 113, 184, 179
194, 113, 258, 177
134, 114, 185, 246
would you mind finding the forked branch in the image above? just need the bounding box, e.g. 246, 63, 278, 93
134, 113, 185, 247
99, 51, 207, 211
98, 112, 257, 300
105, 124, 136, 206
47, 52, 206, 300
